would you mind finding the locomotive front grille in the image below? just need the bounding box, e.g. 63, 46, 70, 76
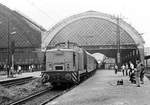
54, 64, 64, 70
55, 66, 63, 70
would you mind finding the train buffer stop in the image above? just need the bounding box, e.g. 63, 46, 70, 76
46, 70, 150, 105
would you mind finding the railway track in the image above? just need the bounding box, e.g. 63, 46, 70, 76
0, 76, 35, 87
9, 85, 77, 105
40, 85, 76, 105
4, 69, 93, 105
9, 88, 51, 105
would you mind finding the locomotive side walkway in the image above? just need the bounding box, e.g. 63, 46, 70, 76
47, 70, 150, 105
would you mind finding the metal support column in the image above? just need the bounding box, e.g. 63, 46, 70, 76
116, 16, 121, 69
7, 16, 10, 77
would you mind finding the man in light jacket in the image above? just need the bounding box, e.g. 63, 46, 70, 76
135, 60, 142, 87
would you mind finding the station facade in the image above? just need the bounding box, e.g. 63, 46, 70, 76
0, 4, 44, 70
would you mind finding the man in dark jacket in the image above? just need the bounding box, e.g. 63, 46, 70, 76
140, 64, 145, 84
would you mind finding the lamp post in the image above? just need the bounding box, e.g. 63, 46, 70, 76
7, 15, 16, 77
10, 31, 16, 76
7, 16, 10, 77
117, 17, 121, 69
111, 15, 122, 69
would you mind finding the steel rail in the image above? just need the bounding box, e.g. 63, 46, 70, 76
40, 85, 77, 105
0, 77, 35, 87
9, 88, 51, 105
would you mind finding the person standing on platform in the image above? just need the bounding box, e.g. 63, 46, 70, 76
10, 66, 15, 77
17, 65, 22, 74
125, 63, 129, 76
29, 65, 32, 72
114, 64, 118, 74
121, 64, 125, 76
4, 64, 7, 74
6, 64, 10, 77
129, 61, 134, 77
31, 64, 34, 72
135, 60, 142, 87
140, 64, 145, 84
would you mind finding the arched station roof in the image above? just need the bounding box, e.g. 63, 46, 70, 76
42, 11, 144, 49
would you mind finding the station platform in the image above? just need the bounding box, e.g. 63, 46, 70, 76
46, 70, 150, 105
0, 71, 41, 82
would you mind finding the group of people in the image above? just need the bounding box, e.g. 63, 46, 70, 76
28, 64, 35, 72
0, 64, 37, 78
120, 61, 134, 76
115, 60, 145, 87
9, 65, 22, 77
15, 64, 35, 74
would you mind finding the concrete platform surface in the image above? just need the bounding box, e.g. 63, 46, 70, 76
0, 71, 41, 82
46, 70, 150, 105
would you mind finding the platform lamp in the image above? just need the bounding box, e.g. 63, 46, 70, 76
7, 16, 10, 77
10, 31, 16, 77
116, 16, 121, 69
6, 15, 16, 77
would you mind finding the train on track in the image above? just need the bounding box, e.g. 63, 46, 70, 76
41, 42, 98, 85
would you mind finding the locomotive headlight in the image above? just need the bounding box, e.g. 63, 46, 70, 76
49, 67, 52, 70
65, 73, 71, 80
67, 64, 70, 71
49, 64, 52, 70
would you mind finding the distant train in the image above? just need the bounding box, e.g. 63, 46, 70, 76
41, 42, 98, 85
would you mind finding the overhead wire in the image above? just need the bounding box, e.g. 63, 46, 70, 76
25, 0, 55, 29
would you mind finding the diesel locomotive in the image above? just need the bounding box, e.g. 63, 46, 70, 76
41, 42, 97, 85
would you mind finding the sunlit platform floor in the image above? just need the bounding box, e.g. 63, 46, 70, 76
46, 70, 150, 105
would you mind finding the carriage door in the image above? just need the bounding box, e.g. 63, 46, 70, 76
73, 52, 76, 70
83, 50, 87, 72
